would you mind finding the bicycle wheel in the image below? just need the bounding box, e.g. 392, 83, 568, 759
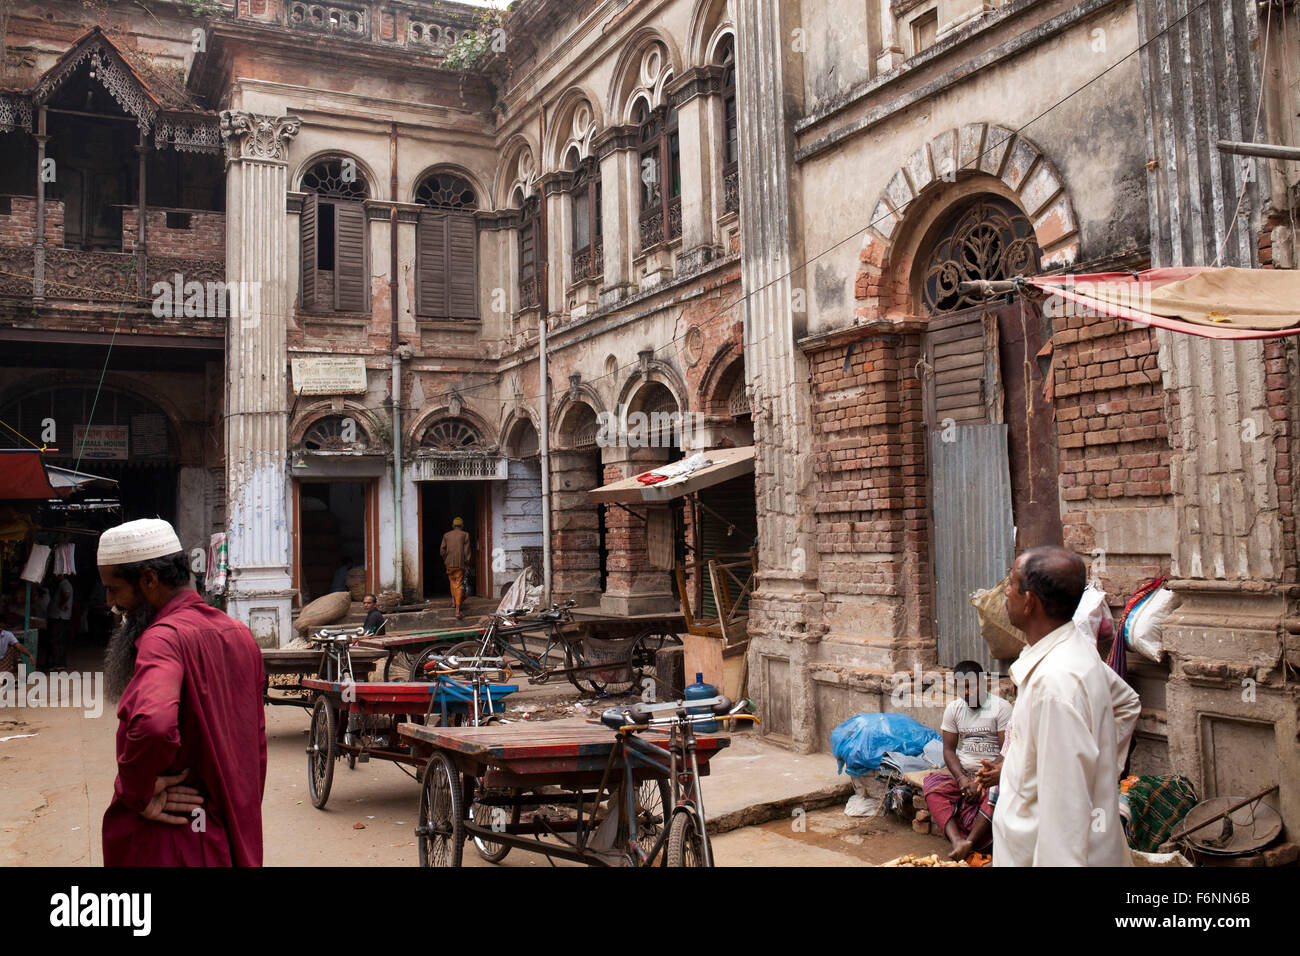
471, 784, 521, 864
630, 630, 683, 699
666, 808, 709, 867
417, 752, 465, 867
630, 778, 672, 861
307, 697, 336, 810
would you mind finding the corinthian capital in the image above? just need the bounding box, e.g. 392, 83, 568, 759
220, 110, 302, 164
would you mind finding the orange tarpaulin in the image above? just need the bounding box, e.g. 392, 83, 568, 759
1027, 267, 1300, 340
0, 451, 59, 500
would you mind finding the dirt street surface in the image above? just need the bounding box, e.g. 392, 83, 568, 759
1, 650, 944, 867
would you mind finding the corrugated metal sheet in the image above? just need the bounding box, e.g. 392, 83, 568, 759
1137, 0, 1261, 268
931, 424, 1015, 668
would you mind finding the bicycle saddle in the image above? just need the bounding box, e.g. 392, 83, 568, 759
537, 610, 563, 622
600, 702, 654, 730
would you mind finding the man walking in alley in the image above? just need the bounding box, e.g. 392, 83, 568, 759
98, 519, 267, 866
440, 517, 471, 619
993, 546, 1140, 866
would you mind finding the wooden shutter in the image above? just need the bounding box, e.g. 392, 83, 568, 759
924, 309, 1002, 427
417, 210, 448, 318
447, 213, 479, 319
333, 200, 367, 313
300, 192, 318, 312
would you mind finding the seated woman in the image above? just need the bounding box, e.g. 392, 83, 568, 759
922, 660, 1012, 861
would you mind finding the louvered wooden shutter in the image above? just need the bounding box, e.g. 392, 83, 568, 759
447, 213, 479, 319
925, 309, 1003, 427
333, 200, 367, 313
417, 210, 448, 318
300, 192, 318, 312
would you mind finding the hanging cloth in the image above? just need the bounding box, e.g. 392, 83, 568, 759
53, 542, 76, 576
21, 543, 51, 584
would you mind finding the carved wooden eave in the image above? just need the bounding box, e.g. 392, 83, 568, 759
22, 27, 220, 153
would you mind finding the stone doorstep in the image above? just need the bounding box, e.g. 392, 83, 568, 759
700, 732, 853, 835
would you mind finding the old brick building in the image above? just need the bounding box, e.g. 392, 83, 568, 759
2, 0, 1297, 838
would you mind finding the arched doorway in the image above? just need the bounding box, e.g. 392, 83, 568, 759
414, 416, 494, 602
916, 195, 1063, 667
552, 400, 606, 603
494, 417, 544, 596
1, 384, 180, 523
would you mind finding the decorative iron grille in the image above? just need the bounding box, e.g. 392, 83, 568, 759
416, 174, 477, 210
921, 197, 1040, 314
421, 418, 482, 451
302, 415, 370, 452
302, 159, 368, 199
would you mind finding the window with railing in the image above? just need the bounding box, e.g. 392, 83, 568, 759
718, 34, 740, 216
517, 193, 541, 310
570, 155, 603, 283
635, 100, 682, 250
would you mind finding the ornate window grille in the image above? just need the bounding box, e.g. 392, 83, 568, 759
416, 173, 477, 210
421, 417, 482, 451
302, 415, 370, 452
302, 159, 368, 199
920, 197, 1041, 315
727, 374, 749, 418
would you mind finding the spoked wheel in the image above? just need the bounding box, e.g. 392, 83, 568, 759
565, 640, 634, 696
667, 809, 709, 867
471, 784, 522, 864
386, 648, 423, 683
409, 642, 460, 682
307, 697, 337, 809
619, 778, 672, 864
417, 753, 465, 867
630, 630, 684, 699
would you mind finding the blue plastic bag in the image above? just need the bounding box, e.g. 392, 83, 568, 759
830, 713, 940, 777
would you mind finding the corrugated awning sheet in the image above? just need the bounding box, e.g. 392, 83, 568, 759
588, 446, 757, 505
1029, 267, 1300, 340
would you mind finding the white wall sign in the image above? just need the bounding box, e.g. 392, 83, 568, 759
74, 425, 129, 460
291, 357, 368, 395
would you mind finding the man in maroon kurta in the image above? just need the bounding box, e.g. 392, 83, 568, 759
98, 519, 267, 866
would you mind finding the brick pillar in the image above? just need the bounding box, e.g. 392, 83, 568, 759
599, 446, 678, 616
550, 449, 602, 606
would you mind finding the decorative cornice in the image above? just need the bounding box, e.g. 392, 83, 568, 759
539, 170, 575, 196
668, 65, 725, 108
477, 208, 523, 231
593, 124, 639, 159
220, 110, 301, 165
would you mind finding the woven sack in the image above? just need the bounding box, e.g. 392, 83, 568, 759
295, 589, 351, 635
346, 568, 367, 601
969, 574, 1026, 660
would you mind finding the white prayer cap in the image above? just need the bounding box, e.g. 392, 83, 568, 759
97, 519, 184, 566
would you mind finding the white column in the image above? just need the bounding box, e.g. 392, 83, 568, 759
220, 110, 301, 648
597, 129, 637, 305
670, 68, 723, 273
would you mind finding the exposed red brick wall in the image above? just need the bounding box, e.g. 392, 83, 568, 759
1258, 215, 1296, 583
1053, 313, 1174, 599
122, 209, 226, 258
0, 197, 64, 246
806, 328, 931, 665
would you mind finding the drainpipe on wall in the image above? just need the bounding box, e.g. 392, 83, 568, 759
539, 312, 552, 607
390, 122, 404, 599
538, 109, 553, 606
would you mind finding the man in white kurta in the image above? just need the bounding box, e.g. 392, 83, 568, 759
992, 547, 1140, 866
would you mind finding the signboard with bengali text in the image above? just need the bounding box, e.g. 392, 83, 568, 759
73, 424, 129, 461
291, 357, 369, 396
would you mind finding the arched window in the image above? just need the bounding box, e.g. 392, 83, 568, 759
421, 417, 483, 451
416, 172, 479, 320
517, 191, 542, 310
301, 159, 369, 313
569, 151, 603, 283
920, 196, 1041, 315
301, 415, 369, 452
635, 99, 682, 249
716, 34, 739, 215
